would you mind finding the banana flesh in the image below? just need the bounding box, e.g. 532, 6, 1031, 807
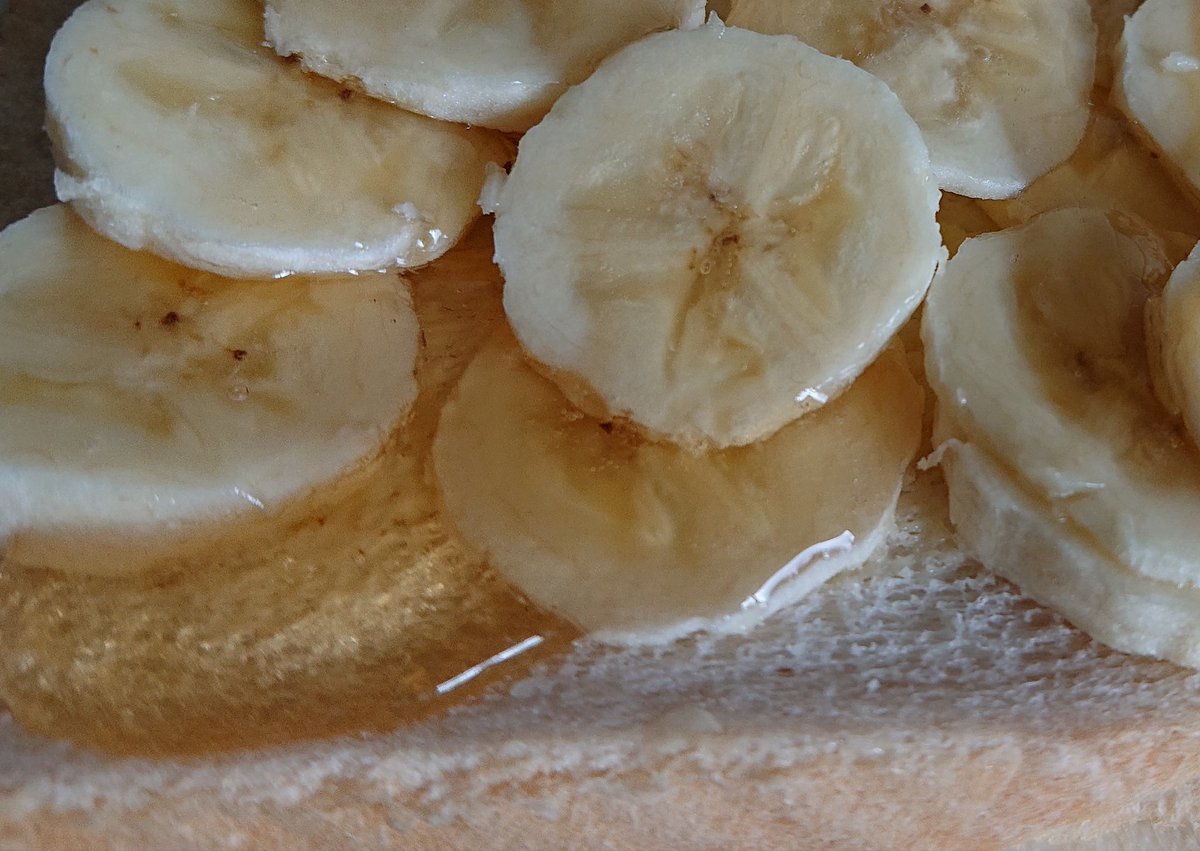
0, 206, 421, 575
1116, 0, 1200, 198
1155, 241, 1200, 451
433, 331, 923, 644
45, 0, 511, 277
978, 107, 1200, 265
493, 19, 942, 450
923, 207, 1200, 665
264, 0, 706, 132
729, 0, 1096, 199
942, 440, 1200, 669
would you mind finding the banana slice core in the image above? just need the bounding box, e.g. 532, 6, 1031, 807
0, 206, 420, 574
494, 20, 942, 449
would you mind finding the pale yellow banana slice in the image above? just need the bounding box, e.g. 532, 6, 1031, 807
492, 19, 942, 450
1154, 241, 1200, 449
729, 0, 1096, 199
921, 205, 1200, 657
45, 0, 510, 278
432, 331, 923, 644
0, 226, 576, 755
941, 440, 1200, 668
978, 107, 1200, 264
0, 206, 420, 574
1116, 0, 1200, 198
264, 0, 706, 133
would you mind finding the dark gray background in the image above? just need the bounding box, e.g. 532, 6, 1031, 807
0, 0, 82, 228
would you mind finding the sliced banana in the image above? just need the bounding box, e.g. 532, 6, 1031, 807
0, 205, 420, 575
729, 0, 1096, 199
978, 107, 1200, 264
923, 209, 1200, 653
1154, 241, 1200, 448
264, 0, 706, 133
941, 440, 1200, 668
1116, 0, 1200, 198
492, 19, 942, 450
432, 331, 923, 644
0, 227, 577, 755
45, 0, 510, 277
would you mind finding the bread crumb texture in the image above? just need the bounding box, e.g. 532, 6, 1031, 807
6, 472, 1200, 850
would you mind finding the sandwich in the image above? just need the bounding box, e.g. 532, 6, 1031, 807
5, 1, 1200, 848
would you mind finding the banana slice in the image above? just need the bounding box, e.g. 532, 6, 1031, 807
0, 227, 576, 755
492, 19, 942, 450
941, 440, 1200, 668
432, 331, 923, 644
923, 209, 1200, 639
1155, 241, 1200, 448
45, 0, 510, 278
728, 0, 1096, 199
263, 0, 706, 133
978, 107, 1200, 264
1116, 0, 1200, 198
0, 205, 420, 575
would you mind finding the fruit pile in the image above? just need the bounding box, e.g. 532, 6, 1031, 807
2, 0, 1199, 752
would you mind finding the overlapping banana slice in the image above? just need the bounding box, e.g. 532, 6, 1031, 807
923, 207, 1200, 666
45, 0, 510, 277
0, 228, 576, 754
433, 332, 923, 644
728, 0, 1096, 199
1116, 0, 1200, 198
978, 107, 1200, 264
1154, 242, 1200, 447
492, 19, 942, 450
264, 0, 706, 132
0, 205, 420, 575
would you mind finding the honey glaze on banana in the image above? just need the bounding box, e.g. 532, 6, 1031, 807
0, 225, 577, 756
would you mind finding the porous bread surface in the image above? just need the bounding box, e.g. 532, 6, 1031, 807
6, 1, 1200, 849
7, 472, 1200, 849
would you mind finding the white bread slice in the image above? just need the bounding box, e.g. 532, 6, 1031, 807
5, 2, 1200, 850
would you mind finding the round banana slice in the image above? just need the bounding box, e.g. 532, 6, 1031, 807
729, 0, 1096, 199
432, 331, 923, 644
45, 0, 510, 278
923, 208, 1200, 595
0, 232, 575, 755
0, 205, 420, 575
1116, 0, 1200, 198
263, 0, 706, 133
493, 20, 942, 450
